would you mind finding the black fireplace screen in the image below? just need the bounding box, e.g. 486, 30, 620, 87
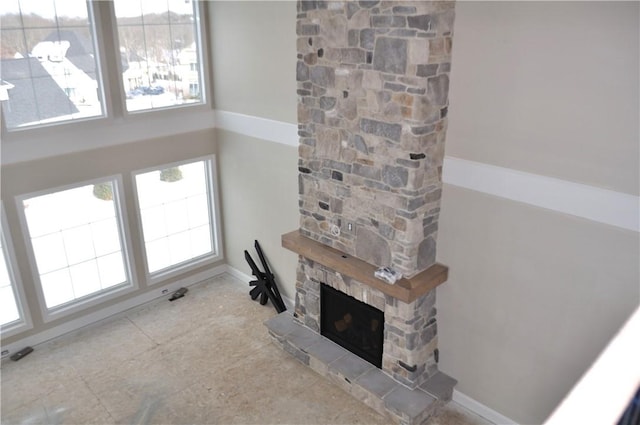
320, 283, 384, 368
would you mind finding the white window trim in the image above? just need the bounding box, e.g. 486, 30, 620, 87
111, 0, 208, 116
0, 1, 213, 166
132, 154, 223, 285
0, 1, 108, 133
15, 175, 139, 323
0, 204, 33, 338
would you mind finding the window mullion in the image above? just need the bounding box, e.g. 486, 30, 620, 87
91, 0, 125, 121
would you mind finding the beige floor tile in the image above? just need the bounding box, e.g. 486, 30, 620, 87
40, 380, 114, 425
127, 276, 277, 347
304, 376, 390, 425
1, 349, 82, 414
1, 274, 488, 425
45, 317, 158, 378
0, 398, 49, 425
426, 403, 493, 425
82, 346, 190, 423
143, 382, 234, 425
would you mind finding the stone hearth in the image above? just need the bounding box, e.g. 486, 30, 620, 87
265, 313, 457, 425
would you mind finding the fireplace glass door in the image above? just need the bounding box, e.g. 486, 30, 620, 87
320, 283, 384, 368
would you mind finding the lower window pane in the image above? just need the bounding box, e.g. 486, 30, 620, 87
97, 252, 127, 289
40, 269, 74, 309
0, 285, 20, 326
1, 212, 26, 329
23, 181, 130, 310
135, 160, 215, 275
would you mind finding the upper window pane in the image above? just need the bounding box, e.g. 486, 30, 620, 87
0, 0, 104, 130
114, 0, 204, 112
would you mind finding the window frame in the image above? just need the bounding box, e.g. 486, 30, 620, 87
0, 203, 33, 337
0, 0, 108, 132
15, 174, 139, 323
112, 0, 207, 115
0, 1, 212, 153
132, 154, 223, 285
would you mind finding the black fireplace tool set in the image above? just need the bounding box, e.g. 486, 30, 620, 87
244, 240, 286, 313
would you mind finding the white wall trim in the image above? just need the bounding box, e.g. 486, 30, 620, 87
225, 265, 295, 311
2, 108, 216, 165
442, 157, 639, 232
211, 112, 639, 232
0, 265, 227, 360
453, 390, 519, 425
214, 110, 298, 147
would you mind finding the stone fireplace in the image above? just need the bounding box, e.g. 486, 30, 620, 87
266, 1, 457, 424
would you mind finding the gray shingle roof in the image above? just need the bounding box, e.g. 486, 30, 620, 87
0, 58, 79, 128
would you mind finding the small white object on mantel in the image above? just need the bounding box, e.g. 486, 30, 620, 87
374, 267, 403, 284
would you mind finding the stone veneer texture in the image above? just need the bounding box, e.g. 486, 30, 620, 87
297, 0, 455, 278
295, 257, 439, 389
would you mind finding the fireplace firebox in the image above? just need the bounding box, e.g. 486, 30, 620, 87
320, 283, 384, 368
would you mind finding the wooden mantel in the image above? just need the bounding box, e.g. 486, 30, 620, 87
282, 230, 448, 304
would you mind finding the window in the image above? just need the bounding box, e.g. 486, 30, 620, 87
0, 240, 21, 326
20, 178, 133, 315
114, 0, 204, 112
134, 158, 220, 277
0, 0, 104, 130
0, 0, 206, 132
1, 206, 30, 334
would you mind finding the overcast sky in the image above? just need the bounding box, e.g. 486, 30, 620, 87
1, 0, 194, 21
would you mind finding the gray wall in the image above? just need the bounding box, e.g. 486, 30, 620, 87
209, 1, 297, 123
445, 2, 639, 195
439, 2, 639, 423
209, 1, 299, 299
216, 130, 299, 300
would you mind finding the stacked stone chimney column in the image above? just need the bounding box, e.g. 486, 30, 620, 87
297, 0, 455, 278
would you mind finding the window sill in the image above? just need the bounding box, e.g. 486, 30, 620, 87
146, 252, 224, 287
1, 319, 33, 339
1, 106, 216, 166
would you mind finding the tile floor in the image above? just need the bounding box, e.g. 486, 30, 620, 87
1, 274, 492, 425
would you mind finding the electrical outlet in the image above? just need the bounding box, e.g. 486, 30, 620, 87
342, 221, 356, 235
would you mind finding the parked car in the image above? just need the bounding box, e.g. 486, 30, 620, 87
126, 88, 144, 99
141, 86, 164, 95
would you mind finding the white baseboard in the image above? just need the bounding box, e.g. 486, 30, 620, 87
453, 390, 519, 425
225, 265, 295, 311
224, 265, 253, 284
0, 265, 227, 360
